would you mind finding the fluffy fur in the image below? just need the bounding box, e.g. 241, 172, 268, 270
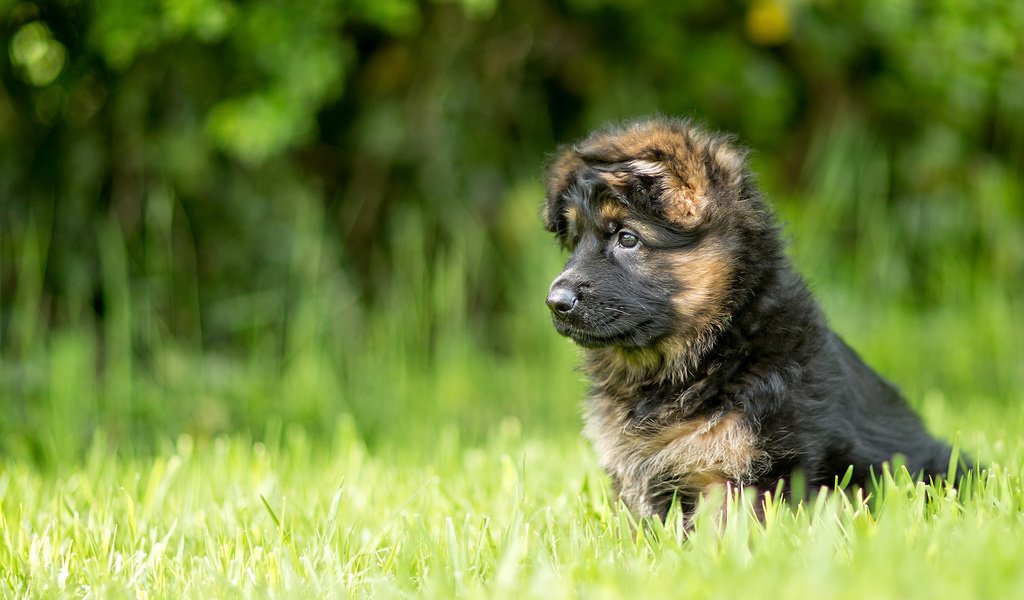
543, 117, 965, 518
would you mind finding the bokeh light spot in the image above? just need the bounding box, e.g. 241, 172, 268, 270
9, 20, 68, 87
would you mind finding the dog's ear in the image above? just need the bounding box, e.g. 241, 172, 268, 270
653, 136, 750, 226
701, 137, 749, 198
576, 121, 750, 227
544, 148, 584, 233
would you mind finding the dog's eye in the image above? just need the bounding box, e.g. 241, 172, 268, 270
617, 231, 639, 249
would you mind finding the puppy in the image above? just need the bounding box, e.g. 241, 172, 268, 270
543, 117, 963, 518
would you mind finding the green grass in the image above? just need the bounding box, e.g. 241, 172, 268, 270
2, 283, 1022, 599
1, 406, 1022, 598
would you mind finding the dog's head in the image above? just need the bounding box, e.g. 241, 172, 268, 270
543, 118, 777, 354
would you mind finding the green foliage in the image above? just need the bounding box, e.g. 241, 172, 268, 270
3, 0, 1022, 340
1, 1, 1022, 455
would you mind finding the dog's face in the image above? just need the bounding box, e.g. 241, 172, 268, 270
544, 119, 760, 352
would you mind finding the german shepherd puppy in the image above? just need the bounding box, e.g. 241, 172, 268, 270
543, 117, 962, 518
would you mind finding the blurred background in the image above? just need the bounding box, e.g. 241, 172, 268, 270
2, 0, 1022, 463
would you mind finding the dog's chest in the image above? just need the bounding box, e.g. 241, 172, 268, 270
584, 395, 765, 515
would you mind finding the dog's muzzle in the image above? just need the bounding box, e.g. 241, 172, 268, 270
546, 282, 578, 319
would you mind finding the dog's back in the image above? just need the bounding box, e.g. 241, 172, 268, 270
818, 333, 955, 481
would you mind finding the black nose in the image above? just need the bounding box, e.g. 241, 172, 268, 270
546, 286, 578, 317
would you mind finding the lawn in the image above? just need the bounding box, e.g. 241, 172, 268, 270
2, 403, 1022, 598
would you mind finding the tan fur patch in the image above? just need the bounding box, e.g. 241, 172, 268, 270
713, 145, 746, 186
584, 346, 666, 390
544, 149, 585, 232
598, 202, 628, 225
626, 159, 666, 177
596, 171, 630, 192
668, 245, 733, 328
563, 204, 580, 241
655, 413, 760, 482
585, 400, 767, 516
660, 177, 706, 226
